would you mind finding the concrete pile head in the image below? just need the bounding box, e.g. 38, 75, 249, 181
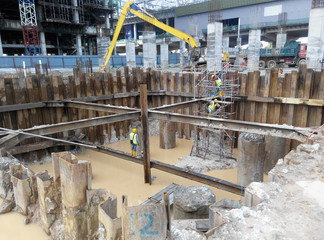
173, 186, 216, 220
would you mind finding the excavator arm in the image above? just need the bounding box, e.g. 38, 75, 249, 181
100, 1, 198, 71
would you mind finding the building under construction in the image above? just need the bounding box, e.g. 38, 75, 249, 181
0, 0, 323, 239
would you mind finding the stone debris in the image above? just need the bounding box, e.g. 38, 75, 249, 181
176, 155, 237, 172
0, 200, 14, 214
207, 131, 324, 240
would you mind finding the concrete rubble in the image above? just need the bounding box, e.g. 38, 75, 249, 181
174, 186, 216, 220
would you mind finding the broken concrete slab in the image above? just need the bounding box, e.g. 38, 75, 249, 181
174, 186, 216, 220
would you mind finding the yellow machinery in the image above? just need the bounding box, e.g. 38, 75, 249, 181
100, 1, 199, 71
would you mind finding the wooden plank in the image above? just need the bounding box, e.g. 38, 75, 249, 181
88, 74, 96, 142
0, 78, 10, 129
245, 72, 253, 122
250, 71, 259, 122
299, 69, 313, 127
140, 84, 151, 184
94, 72, 105, 144
260, 69, 271, 123
307, 71, 324, 126
4, 78, 16, 130
268, 68, 279, 124
238, 73, 247, 121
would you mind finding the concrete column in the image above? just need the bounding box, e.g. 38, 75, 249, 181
97, 35, 110, 67
179, 40, 186, 67
247, 29, 261, 71
39, 31, 47, 55
306, 7, 324, 70
222, 36, 229, 54
159, 120, 176, 149
72, 0, 79, 24
76, 34, 82, 55
0, 33, 3, 56
133, 23, 137, 39
207, 22, 223, 72
237, 133, 265, 187
160, 43, 169, 69
88, 38, 93, 55
235, 37, 244, 66
276, 32, 287, 49
126, 40, 136, 69
103, 0, 110, 29
264, 136, 287, 173
143, 23, 156, 69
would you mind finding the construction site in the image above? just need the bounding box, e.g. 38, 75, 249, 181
0, 0, 324, 239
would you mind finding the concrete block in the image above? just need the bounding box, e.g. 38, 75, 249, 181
209, 198, 240, 229
99, 193, 121, 240
37, 171, 58, 234
244, 182, 269, 207
174, 186, 216, 220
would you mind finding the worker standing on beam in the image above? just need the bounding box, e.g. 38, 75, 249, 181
130, 128, 139, 156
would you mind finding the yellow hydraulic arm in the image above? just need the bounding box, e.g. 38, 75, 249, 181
100, 1, 198, 71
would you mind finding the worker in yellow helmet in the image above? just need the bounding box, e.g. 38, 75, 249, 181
207, 99, 220, 117
212, 73, 223, 96
130, 128, 139, 156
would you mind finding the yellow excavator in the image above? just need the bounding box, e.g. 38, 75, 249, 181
100, 1, 199, 71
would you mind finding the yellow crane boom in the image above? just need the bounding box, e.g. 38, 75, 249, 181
100, 1, 198, 71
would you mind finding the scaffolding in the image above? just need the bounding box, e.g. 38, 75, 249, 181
191, 64, 240, 160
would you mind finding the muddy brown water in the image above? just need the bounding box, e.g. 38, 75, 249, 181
0, 136, 242, 239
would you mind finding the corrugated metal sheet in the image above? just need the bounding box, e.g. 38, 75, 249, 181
175, 0, 279, 17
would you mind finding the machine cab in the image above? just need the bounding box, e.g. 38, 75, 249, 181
298, 44, 307, 58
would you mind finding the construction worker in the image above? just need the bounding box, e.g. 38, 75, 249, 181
208, 99, 220, 117
212, 74, 223, 96
130, 128, 139, 156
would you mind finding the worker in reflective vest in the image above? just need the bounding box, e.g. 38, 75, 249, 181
212, 74, 223, 96
208, 99, 220, 117
130, 128, 139, 156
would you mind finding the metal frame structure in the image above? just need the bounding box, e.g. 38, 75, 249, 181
18, 0, 41, 55
191, 64, 240, 160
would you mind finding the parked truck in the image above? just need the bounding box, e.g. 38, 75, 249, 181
258, 41, 307, 68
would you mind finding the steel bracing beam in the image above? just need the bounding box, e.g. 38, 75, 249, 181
148, 110, 310, 142
3, 131, 243, 195
0, 111, 140, 150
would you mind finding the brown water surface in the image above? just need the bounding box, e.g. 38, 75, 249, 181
0, 136, 242, 239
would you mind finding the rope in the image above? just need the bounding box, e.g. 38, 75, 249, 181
307, 124, 324, 144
